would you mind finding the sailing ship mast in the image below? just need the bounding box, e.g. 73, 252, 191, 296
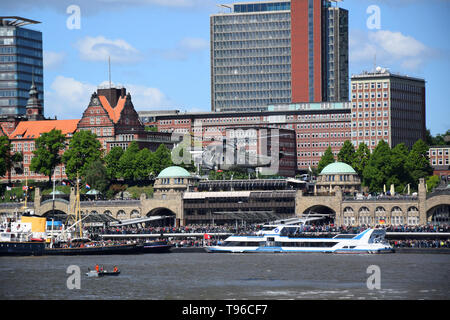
22, 175, 28, 213
75, 172, 82, 238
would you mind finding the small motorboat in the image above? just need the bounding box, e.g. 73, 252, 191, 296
97, 270, 120, 277
86, 268, 120, 277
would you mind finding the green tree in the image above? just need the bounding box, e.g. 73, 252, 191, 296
118, 141, 140, 180
0, 136, 23, 180
352, 142, 371, 177
317, 147, 335, 174
362, 140, 391, 192
0, 136, 10, 177
405, 139, 433, 187
135, 147, 153, 180
426, 175, 440, 192
337, 140, 356, 166
85, 159, 109, 193
150, 144, 173, 177
62, 130, 102, 180
425, 128, 450, 146
104, 146, 124, 179
30, 129, 66, 184
0, 136, 23, 181
387, 143, 410, 193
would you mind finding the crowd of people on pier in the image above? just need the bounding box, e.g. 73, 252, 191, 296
99, 223, 449, 236
390, 239, 450, 248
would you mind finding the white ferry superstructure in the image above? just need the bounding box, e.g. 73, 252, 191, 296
205, 225, 394, 254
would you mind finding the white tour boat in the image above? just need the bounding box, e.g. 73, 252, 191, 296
205, 225, 394, 254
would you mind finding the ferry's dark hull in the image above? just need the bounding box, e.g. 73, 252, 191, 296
0, 241, 45, 256
142, 241, 172, 253
45, 243, 143, 256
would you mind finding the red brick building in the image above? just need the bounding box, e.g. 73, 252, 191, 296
77, 86, 173, 152
428, 146, 450, 179
350, 68, 426, 151
0, 86, 173, 183
139, 101, 352, 173
2, 119, 79, 182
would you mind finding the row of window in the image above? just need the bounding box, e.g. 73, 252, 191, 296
214, 47, 290, 59
431, 159, 449, 166
352, 92, 389, 99
212, 12, 290, 25
353, 121, 389, 127
352, 82, 389, 90
213, 38, 291, 50
0, 90, 30, 98
297, 141, 346, 149
342, 216, 420, 226
0, 63, 43, 75
428, 149, 450, 156
0, 46, 42, 58
352, 130, 389, 137
353, 110, 389, 118
214, 81, 290, 92
214, 22, 290, 34
352, 101, 389, 108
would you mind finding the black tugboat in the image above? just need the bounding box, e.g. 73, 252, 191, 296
142, 240, 172, 253
45, 241, 143, 256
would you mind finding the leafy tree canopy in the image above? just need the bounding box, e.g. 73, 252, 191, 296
30, 129, 66, 183
317, 146, 335, 174
62, 130, 102, 181
337, 140, 356, 166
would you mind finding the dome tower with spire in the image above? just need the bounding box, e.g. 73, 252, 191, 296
25, 76, 44, 121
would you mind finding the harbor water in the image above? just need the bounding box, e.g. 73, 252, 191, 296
1, 252, 449, 300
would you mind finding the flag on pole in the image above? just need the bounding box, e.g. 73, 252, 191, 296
85, 184, 91, 189
62, 181, 66, 186
308, 166, 312, 172
204, 233, 211, 240
22, 185, 28, 191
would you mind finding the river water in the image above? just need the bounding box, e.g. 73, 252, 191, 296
0, 252, 449, 300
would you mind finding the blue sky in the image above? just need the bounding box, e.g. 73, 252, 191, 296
3, 0, 449, 135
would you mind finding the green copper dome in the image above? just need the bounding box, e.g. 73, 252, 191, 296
157, 166, 191, 178
320, 162, 357, 175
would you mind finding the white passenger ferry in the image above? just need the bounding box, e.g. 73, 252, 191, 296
205, 225, 394, 254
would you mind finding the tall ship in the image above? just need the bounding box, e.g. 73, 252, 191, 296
205, 224, 394, 254
45, 174, 142, 256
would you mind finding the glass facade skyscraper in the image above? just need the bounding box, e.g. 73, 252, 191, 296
211, 1, 292, 112
211, 0, 348, 112
0, 17, 43, 116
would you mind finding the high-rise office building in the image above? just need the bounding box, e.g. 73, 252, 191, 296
210, 0, 348, 112
0, 17, 43, 116
350, 67, 426, 150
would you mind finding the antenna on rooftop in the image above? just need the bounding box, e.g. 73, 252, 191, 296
373, 53, 376, 72
108, 56, 112, 89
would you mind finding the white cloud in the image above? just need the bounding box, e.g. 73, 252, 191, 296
350, 29, 436, 72
157, 37, 208, 61
179, 37, 209, 51
43, 51, 66, 70
125, 84, 175, 110
45, 76, 175, 120
75, 36, 142, 64
45, 76, 96, 119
